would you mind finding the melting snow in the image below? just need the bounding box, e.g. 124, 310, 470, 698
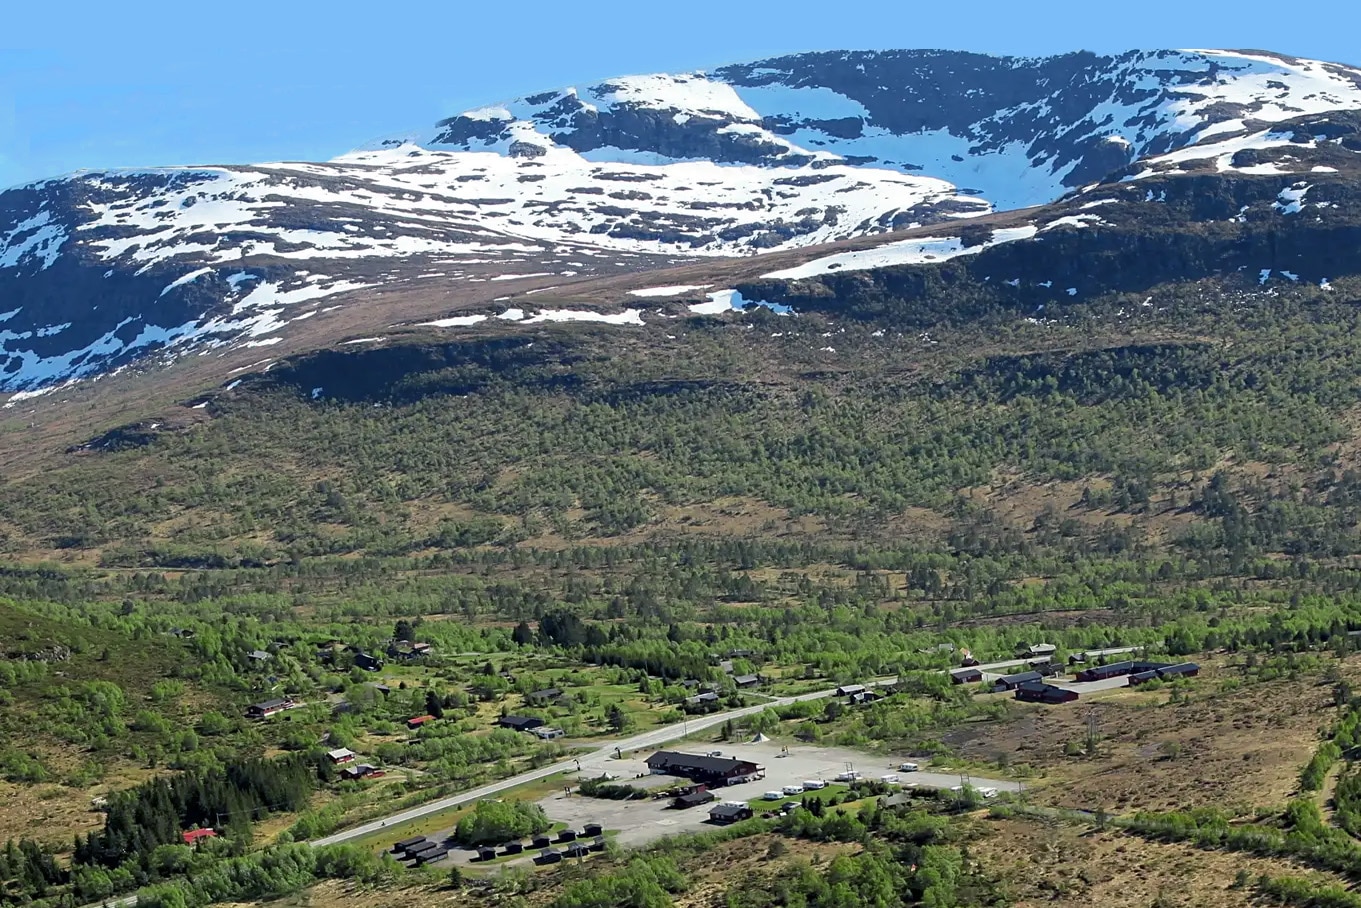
523, 308, 645, 325
762, 226, 1039, 280
628, 284, 711, 297
160, 267, 214, 297
690, 289, 793, 316
420, 314, 489, 328
1274, 183, 1310, 215
1043, 214, 1108, 230
0, 211, 68, 270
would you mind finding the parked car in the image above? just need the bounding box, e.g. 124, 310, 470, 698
763, 791, 783, 801
833, 770, 859, 782
979, 787, 999, 799
782, 784, 805, 795
803, 779, 827, 790
880, 773, 900, 784
898, 762, 920, 772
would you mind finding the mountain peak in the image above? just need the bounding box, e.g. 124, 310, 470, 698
3, 47, 1361, 394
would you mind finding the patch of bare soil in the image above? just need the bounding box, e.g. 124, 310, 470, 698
944, 662, 1337, 813
974, 816, 1343, 908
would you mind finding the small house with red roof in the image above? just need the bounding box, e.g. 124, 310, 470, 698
182, 828, 217, 846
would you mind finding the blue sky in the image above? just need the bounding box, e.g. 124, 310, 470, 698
2, 0, 1359, 189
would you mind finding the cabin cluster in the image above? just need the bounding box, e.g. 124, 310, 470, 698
391, 836, 448, 866
419, 823, 611, 866
528, 824, 608, 865
1074, 661, 1200, 685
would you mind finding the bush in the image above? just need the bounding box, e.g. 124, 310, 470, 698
578, 776, 649, 800
453, 800, 550, 846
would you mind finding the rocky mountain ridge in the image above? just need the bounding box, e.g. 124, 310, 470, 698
2, 47, 1361, 394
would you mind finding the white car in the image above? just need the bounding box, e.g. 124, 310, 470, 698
763, 791, 784, 801
898, 762, 919, 772
833, 771, 860, 782
782, 784, 805, 795
880, 773, 900, 784
803, 779, 827, 790
979, 787, 999, 799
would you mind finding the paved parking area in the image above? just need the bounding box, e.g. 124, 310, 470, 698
535, 739, 1020, 851
441, 740, 1021, 866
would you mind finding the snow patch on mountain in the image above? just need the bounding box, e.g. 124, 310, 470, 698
690, 289, 793, 316
629, 284, 711, 297
762, 226, 1039, 280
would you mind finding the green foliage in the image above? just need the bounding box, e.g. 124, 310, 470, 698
452, 799, 550, 846
550, 856, 687, 908
577, 776, 650, 800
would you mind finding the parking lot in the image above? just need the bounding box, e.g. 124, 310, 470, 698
531, 739, 1021, 851
434, 739, 1020, 866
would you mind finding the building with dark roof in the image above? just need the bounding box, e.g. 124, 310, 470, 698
673, 789, 717, 809
992, 671, 1043, 692
684, 691, 721, 713
1075, 661, 1172, 683
950, 667, 983, 684
353, 652, 384, 672
709, 802, 754, 824
734, 674, 761, 688
414, 846, 447, 865
647, 751, 764, 786
1130, 662, 1200, 685
528, 688, 563, 705
497, 715, 546, 732
340, 763, 383, 781
1014, 682, 1079, 704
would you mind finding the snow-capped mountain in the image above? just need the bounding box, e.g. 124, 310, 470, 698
3, 47, 1361, 393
